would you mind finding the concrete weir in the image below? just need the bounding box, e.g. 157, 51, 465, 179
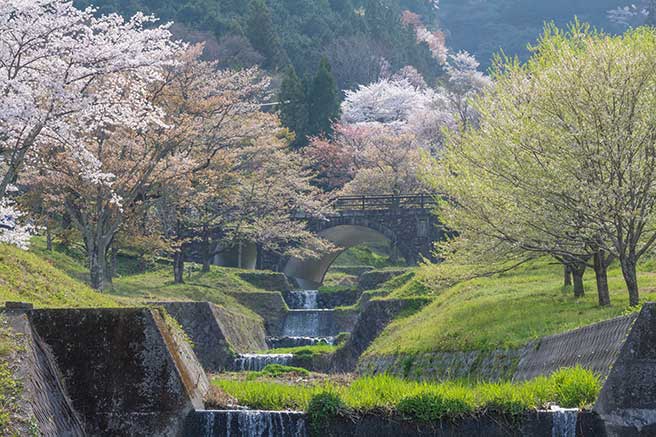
154, 301, 268, 372
9, 301, 656, 436
19, 307, 209, 437
186, 410, 307, 437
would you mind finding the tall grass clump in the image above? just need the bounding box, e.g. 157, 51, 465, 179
307, 391, 347, 435
550, 366, 601, 408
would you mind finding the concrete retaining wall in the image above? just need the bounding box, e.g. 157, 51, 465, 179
358, 348, 525, 382
515, 314, 637, 381
156, 301, 267, 372
333, 298, 429, 372
28, 307, 209, 437
227, 290, 288, 336
5, 309, 86, 437
595, 304, 656, 435
358, 313, 639, 384
315, 410, 604, 437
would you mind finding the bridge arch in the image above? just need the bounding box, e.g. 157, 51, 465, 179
283, 223, 413, 289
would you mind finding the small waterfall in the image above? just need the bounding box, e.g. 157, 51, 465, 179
283, 309, 335, 337
551, 408, 578, 437
233, 354, 293, 371
267, 336, 335, 349
189, 410, 307, 437
287, 290, 319, 309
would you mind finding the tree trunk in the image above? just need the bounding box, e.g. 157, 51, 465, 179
620, 256, 640, 307
109, 244, 119, 280
89, 241, 110, 291
571, 264, 585, 298
201, 223, 211, 273
237, 242, 243, 269
173, 250, 185, 284
46, 221, 53, 251
563, 264, 572, 287
593, 251, 611, 307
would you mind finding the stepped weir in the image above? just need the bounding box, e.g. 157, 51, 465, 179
187, 410, 307, 437
231, 290, 337, 372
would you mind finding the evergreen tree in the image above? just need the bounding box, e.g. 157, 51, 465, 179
307, 57, 340, 138
246, 0, 286, 70
278, 67, 309, 149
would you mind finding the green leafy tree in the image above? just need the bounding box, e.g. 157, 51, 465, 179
278, 67, 309, 149
246, 0, 286, 70
428, 23, 656, 307
307, 57, 341, 138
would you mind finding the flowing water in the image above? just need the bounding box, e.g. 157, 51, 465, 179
282, 309, 336, 337
267, 336, 335, 349
215, 289, 331, 436
286, 290, 319, 309
551, 408, 578, 437
192, 410, 307, 437
232, 354, 293, 371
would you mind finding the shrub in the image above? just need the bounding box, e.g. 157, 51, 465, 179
550, 366, 601, 408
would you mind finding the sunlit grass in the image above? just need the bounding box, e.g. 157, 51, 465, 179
213, 367, 600, 417
367, 258, 656, 355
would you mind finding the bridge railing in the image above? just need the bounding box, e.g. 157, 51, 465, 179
333, 193, 438, 211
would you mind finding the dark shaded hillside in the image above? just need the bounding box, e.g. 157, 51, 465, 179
440, 0, 627, 70
74, 0, 443, 89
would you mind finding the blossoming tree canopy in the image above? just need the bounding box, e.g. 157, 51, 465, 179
0, 0, 181, 247
0, 0, 181, 190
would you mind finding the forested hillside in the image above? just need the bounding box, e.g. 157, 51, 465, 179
73, 0, 443, 89
73, 0, 646, 78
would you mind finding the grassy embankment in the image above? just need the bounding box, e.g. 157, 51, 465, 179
0, 239, 285, 351
3, 238, 283, 317
365, 257, 656, 356
0, 315, 30, 436
211, 366, 600, 418
322, 243, 405, 289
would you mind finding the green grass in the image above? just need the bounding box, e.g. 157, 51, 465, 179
20, 238, 276, 320
247, 364, 310, 379
366, 258, 656, 355
213, 367, 600, 417
0, 243, 120, 308
214, 379, 327, 411
331, 244, 404, 269
0, 314, 33, 436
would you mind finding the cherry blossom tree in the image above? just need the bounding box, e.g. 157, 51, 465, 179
32, 47, 276, 290
0, 0, 180, 248
309, 57, 490, 195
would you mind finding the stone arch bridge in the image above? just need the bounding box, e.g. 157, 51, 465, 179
261, 194, 445, 288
